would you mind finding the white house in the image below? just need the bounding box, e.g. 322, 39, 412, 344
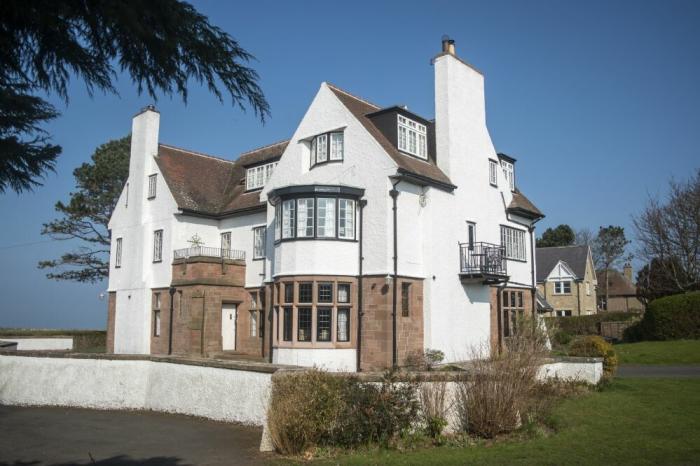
106, 38, 544, 371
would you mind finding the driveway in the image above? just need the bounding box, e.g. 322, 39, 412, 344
617, 364, 700, 378
0, 405, 270, 466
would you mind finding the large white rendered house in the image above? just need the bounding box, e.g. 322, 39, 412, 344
106, 38, 544, 371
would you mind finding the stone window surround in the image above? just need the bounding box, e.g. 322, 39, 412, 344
272, 275, 357, 349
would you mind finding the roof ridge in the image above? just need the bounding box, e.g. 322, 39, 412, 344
238, 139, 290, 157
538, 245, 586, 250
326, 82, 381, 110
158, 143, 235, 164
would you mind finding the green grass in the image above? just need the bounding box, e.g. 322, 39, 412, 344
615, 339, 700, 365
319, 378, 700, 465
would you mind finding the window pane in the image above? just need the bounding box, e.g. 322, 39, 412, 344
298, 307, 312, 342
330, 132, 344, 160
318, 283, 333, 303
298, 283, 312, 303
311, 137, 317, 165
148, 174, 157, 198
283, 307, 292, 341
337, 284, 350, 303
221, 232, 231, 251
297, 198, 314, 237
338, 199, 355, 239
275, 204, 281, 241
401, 282, 411, 317
154, 311, 161, 337
337, 308, 350, 342
282, 200, 295, 238
418, 133, 426, 159
153, 230, 163, 262
317, 307, 332, 342
254, 226, 266, 258
246, 168, 255, 190
115, 238, 122, 267
250, 310, 257, 337
317, 198, 336, 238
284, 282, 294, 303
316, 134, 327, 163
398, 126, 407, 151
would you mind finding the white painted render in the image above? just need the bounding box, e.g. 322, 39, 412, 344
546, 261, 578, 281
272, 348, 356, 372
0, 338, 73, 351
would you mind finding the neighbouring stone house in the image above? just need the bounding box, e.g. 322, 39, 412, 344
596, 264, 645, 313
536, 245, 597, 316
106, 38, 544, 371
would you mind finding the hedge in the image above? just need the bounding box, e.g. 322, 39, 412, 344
545, 312, 639, 337
624, 292, 700, 341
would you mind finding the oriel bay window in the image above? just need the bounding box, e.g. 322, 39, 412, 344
311, 131, 344, 167
275, 195, 356, 242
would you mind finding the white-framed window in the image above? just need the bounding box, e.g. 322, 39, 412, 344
253, 226, 266, 259
275, 204, 282, 241
220, 232, 231, 252
148, 174, 157, 199
316, 198, 336, 238
153, 229, 163, 262
115, 237, 123, 268
311, 132, 344, 167
154, 311, 161, 336
554, 281, 572, 294
501, 226, 526, 261
338, 199, 355, 239
467, 222, 476, 250
501, 160, 514, 191
397, 115, 427, 159
297, 198, 314, 237
330, 132, 344, 160
489, 160, 498, 186
250, 310, 258, 337
555, 310, 572, 317
246, 161, 278, 190
282, 199, 295, 239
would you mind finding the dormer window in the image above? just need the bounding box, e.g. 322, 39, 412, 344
397, 115, 427, 160
501, 160, 514, 191
246, 161, 278, 191
311, 131, 344, 167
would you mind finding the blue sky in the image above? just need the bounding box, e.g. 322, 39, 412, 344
0, 0, 698, 329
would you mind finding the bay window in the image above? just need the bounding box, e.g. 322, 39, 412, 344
282, 200, 295, 239
501, 225, 526, 261
311, 131, 344, 167
274, 194, 357, 242
316, 198, 336, 238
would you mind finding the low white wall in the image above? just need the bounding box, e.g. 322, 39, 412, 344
538, 360, 603, 385
1, 338, 73, 351
273, 348, 356, 372
0, 355, 271, 426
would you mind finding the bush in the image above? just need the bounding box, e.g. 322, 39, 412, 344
624, 292, 700, 342
418, 380, 449, 440
553, 330, 573, 347
568, 335, 618, 378
545, 312, 639, 337
266, 369, 420, 454
404, 348, 445, 371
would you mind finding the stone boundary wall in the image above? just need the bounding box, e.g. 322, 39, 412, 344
0, 352, 278, 426
0, 337, 73, 351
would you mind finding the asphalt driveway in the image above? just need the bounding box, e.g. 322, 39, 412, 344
0, 405, 270, 466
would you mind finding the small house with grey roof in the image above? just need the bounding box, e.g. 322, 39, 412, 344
536, 245, 597, 316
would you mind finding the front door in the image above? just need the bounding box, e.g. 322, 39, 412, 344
221, 303, 237, 351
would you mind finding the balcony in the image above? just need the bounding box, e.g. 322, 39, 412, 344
459, 242, 508, 284
173, 246, 245, 261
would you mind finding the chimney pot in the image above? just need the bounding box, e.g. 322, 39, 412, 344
441, 35, 456, 55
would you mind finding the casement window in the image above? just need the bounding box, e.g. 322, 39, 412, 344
154, 311, 161, 337
282, 199, 296, 239
338, 199, 355, 240
467, 222, 476, 250
115, 237, 123, 268
337, 308, 350, 342
220, 232, 231, 252
318, 283, 333, 303
489, 160, 498, 186
250, 310, 258, 337
554, 281, 572, 294
556, 310, 572, 317
316, 198, 336, 238
337, 283, 351, 303
298, 283, 312, 303
245, 161, 278, 190
253, 226, 266, 259
500, 160, 514, 191
283, 307, 293, 341
502, 290, 525, 337
297, 198, 315, 238
283, 282, 294, 303
148, 174, 157, 199
317, 307, 332, 342
311, 132, 344, 167
275, 204, 282, 241
153, 230, 163, 262
397, 115, 427, 160
401, 282, 411, 317
501, 226, 526, 261
297, 307, 312, 342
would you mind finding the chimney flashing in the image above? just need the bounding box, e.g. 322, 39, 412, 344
134, 104, 160, 118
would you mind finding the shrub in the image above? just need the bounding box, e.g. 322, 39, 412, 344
568, 335, 618, 378
553, 330, 573, 347
404, 348, 445, 371
624, 291, 700, 342
418, 380, 449, 440
545, 312, 639, 337
266, 369, 420, 454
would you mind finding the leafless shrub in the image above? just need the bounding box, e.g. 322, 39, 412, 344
419, 380, 450, 438
455, 316, 549, 438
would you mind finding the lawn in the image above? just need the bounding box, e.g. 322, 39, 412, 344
615, 339, 700, 365
321, 378, 700, 465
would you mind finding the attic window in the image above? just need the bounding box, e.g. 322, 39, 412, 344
500, 160, 514, 191
397, 115, 427, 160
311, 132, 344, 167
246, 161, 278, 191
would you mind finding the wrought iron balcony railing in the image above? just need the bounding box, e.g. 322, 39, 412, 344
459, 242, 507, 278
173, 246, 246, 261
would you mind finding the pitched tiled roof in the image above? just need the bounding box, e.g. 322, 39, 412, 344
155, 140, 288, 217
326, 84, 455, 189
536, 245, 590, 282
508, 189, 544, 219
596, 269, 637, 297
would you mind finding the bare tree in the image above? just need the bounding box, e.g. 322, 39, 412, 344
575, 228, 595, 248
593, 226, 631, 309
633, 170, 700, 295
